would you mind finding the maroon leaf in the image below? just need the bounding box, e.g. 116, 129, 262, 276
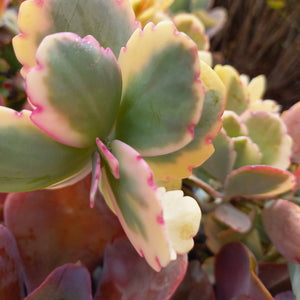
171, 260, 216, 300
95, 236, 188, 300
258, 263, 291, 296
0, 225, 24, 300
25, 263, 93, 300
215, 242, 273, 300
4, 175, 124, 292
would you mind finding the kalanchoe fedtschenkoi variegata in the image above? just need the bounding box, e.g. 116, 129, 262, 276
0, 0, 225, 271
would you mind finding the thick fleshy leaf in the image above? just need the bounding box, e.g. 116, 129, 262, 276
27, 32, 122, 148
13, 0, 139, 74
224, 166, 295, 200
281, 102, 300, 164
233, 136, 262, 169
222, 110, 248, 138
172, 260, 216, 300
116, 21, 204, 157
241, 110, 292, 169
258, 263, 291, 296
25, 263, 93, 300
147, 59, 225, 180
247, 75, 266, 102
201, 129, 237, 183
215, 64, 248, 115
4, 175, 123, 292
100, 140, 172, 271
0, 107, 92, 192
288, 262, 300, 300
215, 242, 273, 300
0, 225, 24, 300
94, 236, 187, 300
262, 199, 300, 263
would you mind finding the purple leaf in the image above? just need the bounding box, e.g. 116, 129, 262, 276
215, 242, 273, 300
0, 225, 24, 300
4, 175, 124, 292
94, 236, 187, 300
25, 263, 93, 300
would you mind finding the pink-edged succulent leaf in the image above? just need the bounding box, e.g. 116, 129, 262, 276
4, 175, 123, 292
116, 21, 204, 157
0, 107, 92, 192
100, 140, 173, 271
26, 32, 122, 148
241, 110, 292, 170
25, 263, 93, 300
173, 13, 210, 50
200, 128, 237, 183
215, 242, 273, 300
281, 101, 300, 164
0, 225, 24, 300
13, 0, 139, 75
232, 136, 262, 169
172, 260, 216, 300
224, 166, 295, 200
215, 203, 252, 233
222, 110, 248, 137
258, 263, 291, 296
94, 236, 187, 300
215, 65, 248, 115
262, 200, 300, 263
147, 59, 225, 180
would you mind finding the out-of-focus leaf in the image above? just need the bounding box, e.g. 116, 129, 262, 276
27, 32, 122, 148
172, 260, 216, 300
100, 140, 172, 271
148, 59, 225, 180
241, 110, 292, 170
215, 65, 248, 115
262, 200, 300, 264
13, 0, 139, 74
258, 263, 291, 296
25, 263, 93, 300
247, 75, 266, 102
274, 291, 295, 300
288, 262, 300, 300
116, 22, 204, 157
0, 193, 7, 222
267, 0, 286, 9
222, 110, 248, 138
201, 129, 237, 183
0, 225, 24, 300
94, 236, 187, 300
0, 107, 92, 192
4, 175, 123, 292
281, 102, 300, 164
224, 166, 295, 200
215, 242, 273, 300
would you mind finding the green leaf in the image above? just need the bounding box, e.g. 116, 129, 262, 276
222, 110, 248, 138
241, 110, 292, 169
224, 166, 295, 199
233, 136, 262, 169
201, 129, 237, 183
0, 108, 92, 192
116, 22, 204, 157
288, 262, 300, 299
13, 0, 139, 74
100, 140, 172, 271
27, 32, 122, 148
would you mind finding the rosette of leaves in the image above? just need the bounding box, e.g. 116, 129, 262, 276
190, 64, 296, 258
0, 0, 227, 272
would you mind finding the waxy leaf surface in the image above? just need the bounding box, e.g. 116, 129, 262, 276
116, 22, 204, 157
0, 107, 92, 192
222, 110, 248, 138
4, 175, 123, 292
25, 263, 93, 300
215, 242, 272, 300
224, 166, 295, 199
100, 140, 172, 271
0, 225, 24, 300
13, 0, 139, 74
94, 236, 187, 300
147, 60, 225, 179
27, 32, 122, 148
